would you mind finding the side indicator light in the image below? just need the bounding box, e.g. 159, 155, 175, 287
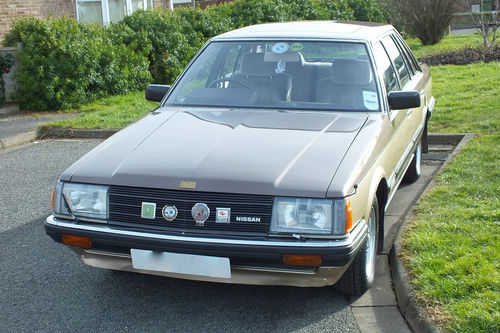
283, 254, 322, 266
51, 189, 55, 209
345, 198, 353, 234
62, 234, 93, 248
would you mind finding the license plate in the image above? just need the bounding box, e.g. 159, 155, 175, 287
131, 249, 231, 279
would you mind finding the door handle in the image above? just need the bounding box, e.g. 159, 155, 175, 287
407, 109, 413, 117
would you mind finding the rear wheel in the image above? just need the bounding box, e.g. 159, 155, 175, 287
335, 197, 379, 296
403, 139, 422, 183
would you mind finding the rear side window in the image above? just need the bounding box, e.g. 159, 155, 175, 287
391, 35, 414, 77
382, 36, 410, 87
373, 42, 399, 93
393, 33, 421, 74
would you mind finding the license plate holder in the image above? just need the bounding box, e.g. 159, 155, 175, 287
131, 249, 231, 279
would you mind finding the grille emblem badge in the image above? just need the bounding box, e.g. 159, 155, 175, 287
216, 208, 230, 223
162, 205, 178, 222
141, 202, 156, 219
191, 203, 210, 226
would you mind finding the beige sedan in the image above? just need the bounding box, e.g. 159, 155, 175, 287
46, 21, 434, 296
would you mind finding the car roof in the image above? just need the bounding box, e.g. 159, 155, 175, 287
213, 21, 394, 42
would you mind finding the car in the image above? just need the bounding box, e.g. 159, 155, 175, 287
45, 21, 434, 295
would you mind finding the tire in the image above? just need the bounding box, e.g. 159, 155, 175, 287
335, 197, 379, 296
403, 139, 422, 183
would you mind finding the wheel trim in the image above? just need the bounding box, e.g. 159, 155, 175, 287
365, 206, 377, 283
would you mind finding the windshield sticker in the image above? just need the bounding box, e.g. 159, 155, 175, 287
275, 59, 286, 74
271, 42, 290, 54
363, 91, 379, 110
290, 43, 303, 52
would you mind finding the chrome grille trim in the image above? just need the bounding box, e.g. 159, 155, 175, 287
108, 185, 273, 234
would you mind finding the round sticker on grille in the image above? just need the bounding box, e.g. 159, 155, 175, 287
191, 203, 210, 226
162, 205, 178, 222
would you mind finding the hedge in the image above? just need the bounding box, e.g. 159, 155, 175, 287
2, 0, 386, 111
419, 45, 500, 66
3, 18, 151, 110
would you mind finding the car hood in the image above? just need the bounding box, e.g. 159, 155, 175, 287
63, 107, 367, 197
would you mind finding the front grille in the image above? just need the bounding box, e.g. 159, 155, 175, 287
108, 185, 274, 235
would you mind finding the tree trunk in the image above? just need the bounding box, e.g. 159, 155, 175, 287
484, 26, 490, 47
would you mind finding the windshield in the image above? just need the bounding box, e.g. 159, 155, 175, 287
165, 41, 380, 112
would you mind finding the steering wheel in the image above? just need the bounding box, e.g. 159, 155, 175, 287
208, 77, 250, 89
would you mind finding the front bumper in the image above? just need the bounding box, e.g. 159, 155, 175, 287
45, 216, 367, 287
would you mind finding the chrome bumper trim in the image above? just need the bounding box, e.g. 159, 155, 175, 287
46, 215, 367, 248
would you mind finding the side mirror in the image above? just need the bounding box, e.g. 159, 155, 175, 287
388, 90, 420, 110
145, 84, 170, 102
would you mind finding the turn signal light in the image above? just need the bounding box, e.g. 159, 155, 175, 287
345, 198, 353, 234
51, 189, 55, 209
62, 234, 93, 248
282, 254, 322, 266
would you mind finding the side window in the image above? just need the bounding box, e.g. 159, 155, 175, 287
393, 34, 421, 74
382, 36, 410, 87
373, 42, 400, 93
391, 36, 414, 77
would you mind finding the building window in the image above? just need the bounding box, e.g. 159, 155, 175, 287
76, 0, 152, 25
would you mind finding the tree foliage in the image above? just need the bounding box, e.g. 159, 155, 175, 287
465, 0, 499, 47
389, 0, 460, 45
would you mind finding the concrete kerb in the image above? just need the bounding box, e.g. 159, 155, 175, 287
0, 104, 20, 115
390, 133, 476, 333
38, 127, 118, 139
0, 130, 37, 150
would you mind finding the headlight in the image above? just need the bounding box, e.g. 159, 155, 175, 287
53, 182, 109, 222
270, 197, 347, 236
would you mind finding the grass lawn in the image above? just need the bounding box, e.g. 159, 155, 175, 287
401, 61, 500, 332
406, 33, 484, 58
39, 91, 158, 130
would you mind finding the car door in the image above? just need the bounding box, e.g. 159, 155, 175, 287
391, 33, 431, 151
372, 40, 410, 194
383, 34, 427, 180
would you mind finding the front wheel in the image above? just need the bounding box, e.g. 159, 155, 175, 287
335, 197, 379, 296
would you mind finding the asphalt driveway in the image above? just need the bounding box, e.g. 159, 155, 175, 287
0, 140, 358, 333
0, 139, 449, 332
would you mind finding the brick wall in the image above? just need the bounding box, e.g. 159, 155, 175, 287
0, 0, 76, 43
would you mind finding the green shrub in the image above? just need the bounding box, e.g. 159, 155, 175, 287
311, 0, 354, 20
224, 0, 292, 27
118, 10, 201, 84
3, 17, 151, 110
119, 0, 356, 84
347, 0, 385, 22
1, 0, 385, 110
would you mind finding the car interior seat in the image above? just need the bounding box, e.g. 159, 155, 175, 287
231, 53, 292, 103
316, 59, 374, 109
